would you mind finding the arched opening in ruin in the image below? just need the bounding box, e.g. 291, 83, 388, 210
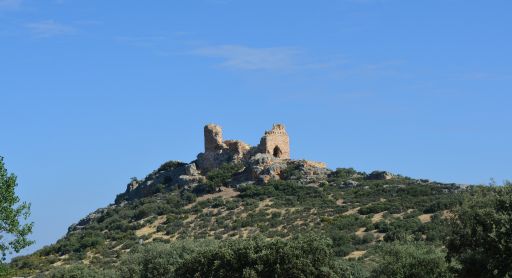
273, 146, 283, 158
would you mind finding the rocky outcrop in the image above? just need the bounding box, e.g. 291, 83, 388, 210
248, 154, 288, 183
68, 206, 113, 232
117, 161, 204, 202
283, 160, 331, 185
229, 154, 330, 185
367, 171, 394, 180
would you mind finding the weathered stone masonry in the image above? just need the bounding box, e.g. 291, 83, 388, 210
258, 124, 290, 159
204, 123, 290, 158
204, 124, 223, 152
196, 123, 291, 172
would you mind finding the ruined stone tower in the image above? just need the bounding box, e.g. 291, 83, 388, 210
204, 124, 224, 152
203, 123, 290, 159
259, 124, 290, 159
198, 123, 290, 172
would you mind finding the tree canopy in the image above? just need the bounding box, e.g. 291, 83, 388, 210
0, 156, 33, 262
446, 184, 512, 277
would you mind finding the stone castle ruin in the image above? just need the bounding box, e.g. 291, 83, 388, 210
203, 123, 290, 161
194, 123, 328, 183
196, 123, 292, 173
121, 123, 329, 199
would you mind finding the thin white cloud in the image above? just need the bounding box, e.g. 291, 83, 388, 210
193, 45, 301, 70
26, 20, 74, 38
0, 0, 22, 10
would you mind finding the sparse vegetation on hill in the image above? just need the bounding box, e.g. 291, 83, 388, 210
5, 157, 511, 277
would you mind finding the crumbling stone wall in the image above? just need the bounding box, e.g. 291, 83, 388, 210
224, 140, 251, 157
258, 124, 290, 159
197, 123, 290, 173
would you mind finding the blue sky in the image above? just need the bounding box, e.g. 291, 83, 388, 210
1, 0, 511, 259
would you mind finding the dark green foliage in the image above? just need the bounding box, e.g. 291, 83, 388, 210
174, 235, 349, 278
0, 156, 33, 261
51, 230, 105, 256
324, 214, 371, 233
157, 161, 187, 172
132, 202, 169, 221
321, 214, 372, 256
446, 185, 512, 278
206, 163, 244, 187
328, 168, 363, 184
370, 242, 451, 278
191, 163, 244, 195
423, 198, 461, 214
45, 264, 117, 278
118, 241, 216, 278
239, 180, 335, 208
383, 218, 422, 242
280, 163, 304, 180
0, 264, 12, 277
341, 182, 461, 216
418, 214, 450, 242
36, 238, 368, 278
191, 182, 218, 195
359, 202, 403, 215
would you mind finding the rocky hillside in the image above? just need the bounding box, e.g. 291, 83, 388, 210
8, 153, 465, 276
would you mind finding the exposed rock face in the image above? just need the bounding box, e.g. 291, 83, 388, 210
119, 162, 195, 201
341, 180, 359, 188
185, 163, 200, 176
284, 160, 331, 185
248, 153, 288, 183
127, 180, 140, 191
178, 163, 206, 187
69, 206, 113, 232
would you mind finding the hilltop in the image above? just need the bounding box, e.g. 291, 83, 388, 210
8, 124, 467, 277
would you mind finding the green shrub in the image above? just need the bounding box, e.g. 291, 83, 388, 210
328, 168, 362, 184
206, 163, 244, 187
157, 161, 186, 172
370, 242, 451, 278
192, 182, 218, 195
46, 264, 117, 278
0, 263, 11, 277
118, 240, 217, 278
50, 230, 105, 255
359, 202, 402, 215
423, 198, 460, 214
446, 185, 512, 277
174, 235, 346, 278
280, 163, 304, 180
